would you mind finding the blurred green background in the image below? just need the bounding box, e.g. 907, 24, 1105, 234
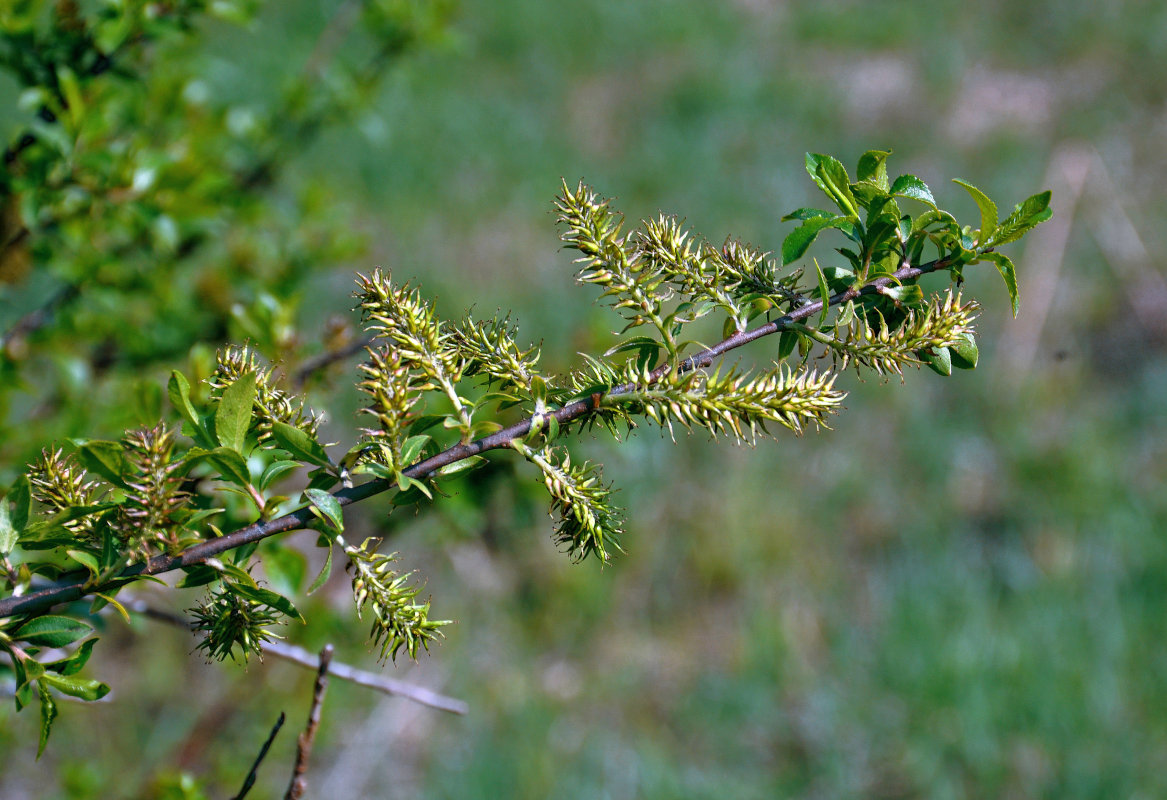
3, 0, 1167, 797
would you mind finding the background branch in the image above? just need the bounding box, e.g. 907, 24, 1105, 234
229, 712, 286, 800
131, 602, 468, 714
285, 644, 333, 800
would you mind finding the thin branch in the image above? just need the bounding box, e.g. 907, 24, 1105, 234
229, 711, 286, 800
285, 644, 333, 800
292, 333, 375, 389
0, 255, 956, 621
0, 282, 79, 352
131, 602, 468, 714
267, 640, 468, 715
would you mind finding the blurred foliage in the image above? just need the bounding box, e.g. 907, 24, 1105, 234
2, 1, 1167, 799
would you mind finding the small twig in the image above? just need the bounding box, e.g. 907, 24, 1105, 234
302, 0, 365, 79
292, 334, 375, 389
230, 711, 286, 800
264, 639, 469, 715
285, 644, 333, 800
0, 283, 80, 352
131, 601, 469, 714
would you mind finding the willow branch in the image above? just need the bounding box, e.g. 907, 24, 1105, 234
0, 255, 958, 620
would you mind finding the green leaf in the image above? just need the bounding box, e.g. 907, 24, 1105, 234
780, 207, 832, 222
215, 371, 257, 453
990, 190, 1053, 246
950, 332, 979, 370
399, 435, 432, 469
13, 616, 94, 648
5, 475, 31, 539
433, 455, 487, 480
226, 582, 305, 624
198, 447, 252, 487
304, 488, 344, 531
877, 283, 925, 307
306, 542, 333, 595
984, 252, 1020, 317
856, 149, 891, 188
43, 638, 99, 677
782, 216, 846, 265
176, 565, 219, 589
37, 680, 57, 759
269, 421, 333, 469
91, 593, 130, 623
169, 371, 210, 445
777, 329, 798, 360
41, 672, 111, 702
922, 346, 953, 377
66, 549, 100, 578
207, 559, 259, 587
73, 440, 130, 489
953, 179, 999, 245
0, 498, 19, 556
890, 175, 937, 208
258, 460, 300, 492
806, 153, 859, 219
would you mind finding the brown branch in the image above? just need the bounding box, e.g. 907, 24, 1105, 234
264, 640, 469, 715
0, 256, 955, 621
0, 282, 80, 352
131, 602, 468, 714
285, 644, 333, 800
291, 333, 375, 389
230, 711, 286, 800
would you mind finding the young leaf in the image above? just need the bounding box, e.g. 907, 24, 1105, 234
398, 435, 432, 469
202, 447, 252, 487
43, 637, 99, 677
304, 488, 344, 531
36, 680, 57, 759
168, 371, 201, 430
0, 495, 21, 556
781, 207, 832, 222
40, 672, 111, 702
953, 179, 998, 245
306, 542, 334, 595
856, 149, 891, 188
269, 421, 333, 468
66, 549, 100, 579
782, 216, 846, 265
777, 329, 798, 360
984, 252, 1020, 317
13, 616, 94, 648
806, 153, 859, 219
433, 455, 487, 480
226, 582, 305, 624
950, 332, 979, 370
877, 283, 925, 307
890, 175, 937, 208
921, 346, 953, 376
258, 460, 300, 492
990, 190, 1053, 246
215, 371, 257, 453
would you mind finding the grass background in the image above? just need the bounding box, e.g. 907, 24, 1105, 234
3, 0, 1167, 797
